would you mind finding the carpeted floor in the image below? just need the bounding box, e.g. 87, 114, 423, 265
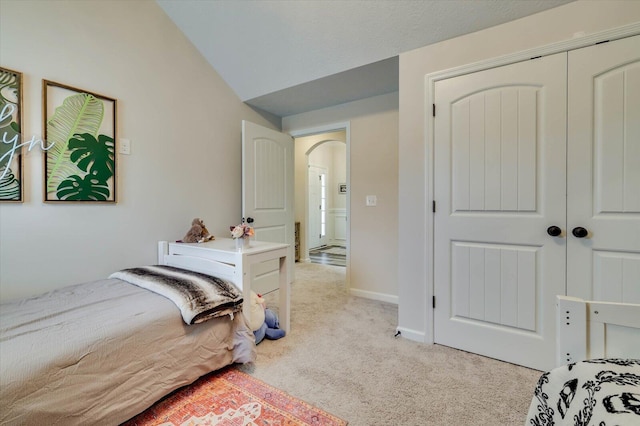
239, 262, 542, 426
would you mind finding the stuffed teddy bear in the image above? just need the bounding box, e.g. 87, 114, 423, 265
247, 291, 285, 344
182, 218, 215, 243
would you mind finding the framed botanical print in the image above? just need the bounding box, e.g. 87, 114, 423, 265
43, 80, 117, 202
0, 67, 24, 202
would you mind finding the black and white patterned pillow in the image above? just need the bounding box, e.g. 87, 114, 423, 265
526, 359, 640, 426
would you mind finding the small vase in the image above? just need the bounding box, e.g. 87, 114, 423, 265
235, 237, 250, 250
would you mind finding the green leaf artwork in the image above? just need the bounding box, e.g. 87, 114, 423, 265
0, 167, 20, 200
0, 120, 20, 201
57, 133, 114, 201
68, 133, 115, 181
46, 92, 104, 193
44, 81, 117, 203
0, 68, 21, 201
56, 174, 110, 201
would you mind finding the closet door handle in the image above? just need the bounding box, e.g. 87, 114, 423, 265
246, 217, 254, 224
547, 226, 562, 237
572, 227, 588, 238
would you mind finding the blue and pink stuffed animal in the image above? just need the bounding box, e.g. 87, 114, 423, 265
247, 291, 285, 344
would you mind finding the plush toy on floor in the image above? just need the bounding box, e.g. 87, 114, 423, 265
247, 291, 285, 344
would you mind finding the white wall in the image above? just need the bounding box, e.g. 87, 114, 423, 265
398, 0, 640, 340
0, 0, 276, 301
332, 145, 347, 205
284, 92, 399, 304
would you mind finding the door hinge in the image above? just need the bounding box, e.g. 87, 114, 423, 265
432, 104, 436, 117
432, 200, 436, 213
432, 296, 436, 309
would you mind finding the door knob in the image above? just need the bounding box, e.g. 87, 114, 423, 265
547, 226, 562, 237
572, 227, 588, 238
246, 217, 254, 224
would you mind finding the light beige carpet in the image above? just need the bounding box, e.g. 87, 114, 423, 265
240, 262, 541, 426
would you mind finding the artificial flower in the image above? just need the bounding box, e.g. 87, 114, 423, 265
230, 223, 254, 239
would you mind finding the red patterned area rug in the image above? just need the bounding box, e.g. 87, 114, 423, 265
122, 367, 347, 426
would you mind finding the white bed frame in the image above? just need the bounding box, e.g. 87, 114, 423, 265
158, 238, 290, 332
556, 295, 640, 366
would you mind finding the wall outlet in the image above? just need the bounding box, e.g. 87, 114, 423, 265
119, 138, 131, 155
366, 195, 377, 206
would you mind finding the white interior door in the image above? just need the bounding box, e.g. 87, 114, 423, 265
434, 53, 567, 371
567, 35, 640, 304
308, 165, 326, 249
242, 120, 294, 292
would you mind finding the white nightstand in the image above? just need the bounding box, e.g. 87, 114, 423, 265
158, 238, 290, 332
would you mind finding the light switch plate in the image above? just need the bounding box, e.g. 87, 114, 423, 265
366, 195, 377, 206
119, 138, 131, 155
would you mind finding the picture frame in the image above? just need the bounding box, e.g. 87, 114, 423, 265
43, 80, 117, 202
338, 183, 347, 194
0, 66, 24, 202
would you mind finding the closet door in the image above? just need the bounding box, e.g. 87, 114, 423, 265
433, 53, 567, 371
567, 35, 640, 304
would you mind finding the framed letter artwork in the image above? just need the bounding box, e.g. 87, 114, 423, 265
0, 67, 24, 202
43, 80, 117, 202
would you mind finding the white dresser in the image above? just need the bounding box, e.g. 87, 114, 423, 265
158, 238, 290, 332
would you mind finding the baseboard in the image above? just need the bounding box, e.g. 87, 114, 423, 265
349, 288, 398, 305
395, 326, 428, 343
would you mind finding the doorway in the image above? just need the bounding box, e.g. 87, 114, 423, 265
305, 138, 347, 267
290, 126, 350, 277
307, 140, 347, 267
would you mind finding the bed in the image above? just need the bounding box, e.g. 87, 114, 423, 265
0, 238, 289, 425
525, 297, 640, 425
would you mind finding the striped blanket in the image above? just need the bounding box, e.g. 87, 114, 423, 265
110, 265, 242, 324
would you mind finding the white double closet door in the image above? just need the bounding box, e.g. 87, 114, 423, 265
433, 35, 640, 371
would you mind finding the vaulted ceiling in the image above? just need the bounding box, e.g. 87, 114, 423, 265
157, 0, 574, 117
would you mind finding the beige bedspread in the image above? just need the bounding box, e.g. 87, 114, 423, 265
0, 278, 256, 425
